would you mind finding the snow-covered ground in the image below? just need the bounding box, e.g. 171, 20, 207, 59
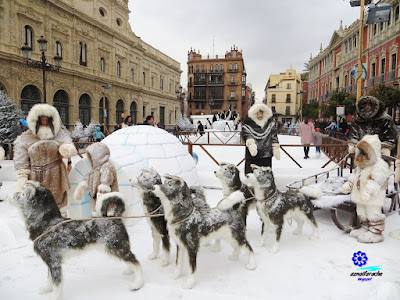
0, 135, 399, 299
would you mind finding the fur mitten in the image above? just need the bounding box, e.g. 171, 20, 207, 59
395, 159, 400, 183
272, 143, 280, 160
381, 147, 391, 156
98, 184, 111, 194
246, 139, 255, 147
59, 143, 77, 158
342, 181, 353, 194
16, 169, 30, 192
248, 143, 258, 157
348, 143, 355, 154
73, 181, 88, 201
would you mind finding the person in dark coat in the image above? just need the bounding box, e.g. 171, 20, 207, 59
197, 121, 204, 136
349, 95, 398, 155
242, 103, 280, 174
143, 115, 155, 126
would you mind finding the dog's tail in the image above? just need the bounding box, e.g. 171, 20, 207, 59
299, 186, 322, 201
96, 192, 126, 217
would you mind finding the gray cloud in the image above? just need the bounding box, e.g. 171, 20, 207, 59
129, 0, 360, 101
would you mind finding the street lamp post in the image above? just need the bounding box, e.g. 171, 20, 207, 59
175, 85, 184, 117
21, 36, 62, 103
101, 83, 112, 133
297, 90, 304, 122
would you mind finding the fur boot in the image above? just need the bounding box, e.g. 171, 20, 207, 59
357, 218, 385, 243
349, 217, 368, 239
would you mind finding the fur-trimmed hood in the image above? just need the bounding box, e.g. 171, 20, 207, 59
355, 134, 382, 168
247, 103, 273, 127
356, 96, 386, 120
86, 142, 111, 168
27, 104, 62, 138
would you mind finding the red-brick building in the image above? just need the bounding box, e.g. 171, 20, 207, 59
187, 46, 247, 117
307, 0, 400, 123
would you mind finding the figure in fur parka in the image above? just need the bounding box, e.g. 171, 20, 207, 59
342, 135, 390, 243
389, 138, 400, 240
348, 96, 397, 155
242, 103, 280, 174
73, 142, 118, 214
13, 104, 77, 208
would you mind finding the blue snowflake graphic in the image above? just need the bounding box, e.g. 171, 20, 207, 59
352, 251, 368, 267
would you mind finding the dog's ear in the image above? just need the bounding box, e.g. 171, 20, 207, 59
250, 164, 259, 170
163, 174, 173, 180
219, 162, 228, 166
141, 167, 151, 173
265, 167, 272, 173
228, 164, 236, 172
178, 177, 185, 187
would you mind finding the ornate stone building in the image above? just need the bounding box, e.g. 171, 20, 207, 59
0, 0, 182, 130
264, 69, 302, 125
307, 0, 400, 117
187, 46, 247, 117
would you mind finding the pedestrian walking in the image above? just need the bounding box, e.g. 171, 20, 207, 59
299, 118, 315, 159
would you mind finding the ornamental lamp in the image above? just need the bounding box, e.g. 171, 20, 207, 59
53, 55, 62, 68
37, 36, 48, 53
21, 44, 32, 60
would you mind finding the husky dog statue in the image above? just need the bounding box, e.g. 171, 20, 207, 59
14, 181, 143, 300
153, 174, 256, 289
245, 165, 320, 253
131, 168, 170, 266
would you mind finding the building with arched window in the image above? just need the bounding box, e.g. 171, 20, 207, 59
0, 0, 182, 130
307, 0, 400, 123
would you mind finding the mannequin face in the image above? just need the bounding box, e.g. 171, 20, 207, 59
365, 103, 372, 112
256, 111, 264, 120
40, 116, 49, 127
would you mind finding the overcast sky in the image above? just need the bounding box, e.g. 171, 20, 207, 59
129, 0, 361, 101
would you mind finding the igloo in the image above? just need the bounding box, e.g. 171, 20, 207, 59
68, 126, 198, 220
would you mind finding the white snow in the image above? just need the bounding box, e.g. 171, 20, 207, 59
0, 135, 399, 299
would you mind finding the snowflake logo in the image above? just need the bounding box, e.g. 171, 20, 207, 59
352, 251, 368, 267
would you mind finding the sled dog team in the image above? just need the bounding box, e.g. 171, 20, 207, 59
14, 161, 322, 299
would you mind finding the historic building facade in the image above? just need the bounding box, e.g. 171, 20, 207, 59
264, 69, 302, 124
0, 0, 182, 130
307, 0, 400, 123
186, 46, 247, 117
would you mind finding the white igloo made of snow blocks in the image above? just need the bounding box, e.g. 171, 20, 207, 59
68, 126, 199, 222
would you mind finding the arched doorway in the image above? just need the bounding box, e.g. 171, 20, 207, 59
99, 97, 109, 128
53, 90, 69, 126
21, 85, 41, 116
130, 101, 137, 124
116, 99, 124, 125
0, 82, 7, 94
79, 94, 91, 126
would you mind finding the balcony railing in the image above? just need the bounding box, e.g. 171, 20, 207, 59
369, 77, 375, 86
388, 69, 396, 81
193, 98, 206, 102
208, 81, 224, 85
193, 81, 207, 86
377, 73, 385, 84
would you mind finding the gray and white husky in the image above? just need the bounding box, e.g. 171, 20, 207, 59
246, 165, 320, 253
153, 174, 256, 289
130, 168, 170, 266
14, 181, 143, 300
